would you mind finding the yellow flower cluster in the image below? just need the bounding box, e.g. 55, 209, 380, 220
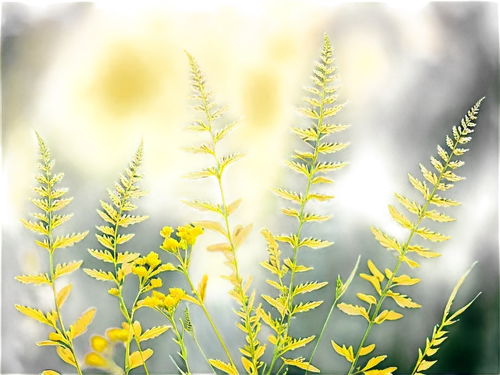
160, 224, 204, 253
138, 288, 188, 312
128, 251, 169, 291
132, 252, 160, 276
178, 225, 204, 245
161, 237, 180, 253
160, 226, 174, 238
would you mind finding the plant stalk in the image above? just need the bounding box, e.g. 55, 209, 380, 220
348, 114, 472, 374
45, 156, 83, 375
267, 44, 329, 375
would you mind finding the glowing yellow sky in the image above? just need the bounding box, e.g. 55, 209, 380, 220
5, 2, 441, 223
6, 1, 442, 296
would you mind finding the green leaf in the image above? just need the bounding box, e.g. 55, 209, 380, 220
289, 126, 317, 141
371, 227, 402, 253
54, 261, 84, 279
292, 106, 319, 119
293, 281, 328, 296
269, 187, 302, 205
337, 303, 370, 322
181, 167, 218, 179
220, 151, 249, 174
444, 262, 478, 320
284, 160, 310, 177
15, 273, 51, 285
20, 219, 48, 235
313, 161, 349, 174
299, 237, 332, 249
88, 249, 114, 263
181, 199, 223, 216
331, 341, 355, 362
84, 269, 115, 282
280, 335, 316, 354
374, 310, 403, 324
15, 305, 50, 326
292, 300, 323, 314
282, 357, 320, 373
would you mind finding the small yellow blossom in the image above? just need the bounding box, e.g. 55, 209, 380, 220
177, 224, 204, 246
152, 291, 166, 300
106, 328, 129, 342
170, 288, 186, 301
163, 295, 178, 309
177, 226, 188, 238
145, 252, 161, 268
161, 238, 180, 252
132, 266, 148, 278
137, 296, 155, 308
90, 335, 108, 353
191, 225, 204, 237
150, 278, 162, 288
160, 226, 174, 238
134, 257, 145, 266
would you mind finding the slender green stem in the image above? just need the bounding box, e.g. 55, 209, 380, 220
181, 268, 235, 367
306, 296, 340, 374
49, 275, 83, 375
267, 351, 279, 375
276, 361, 287, 375
45, 161, 83, 375
119, 292, 150, 374
348, 120, 468, 374
131, 291, 151, 375
216, 177, 260, 370
163, 311, 191, 375
189, 333, 216, 374
307, 258, 359, 374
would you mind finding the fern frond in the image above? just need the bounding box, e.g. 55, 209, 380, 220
263, 32, 349, 375
411, 263, 480, 374
16, 131, 90, 374
183, 50, 261, 372
84, 140, 158, 375
343, 99, 485, 374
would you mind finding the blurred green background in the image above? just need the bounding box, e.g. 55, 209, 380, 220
2, 2, 498, 374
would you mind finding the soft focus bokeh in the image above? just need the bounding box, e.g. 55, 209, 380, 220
2, 2, 498, 374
